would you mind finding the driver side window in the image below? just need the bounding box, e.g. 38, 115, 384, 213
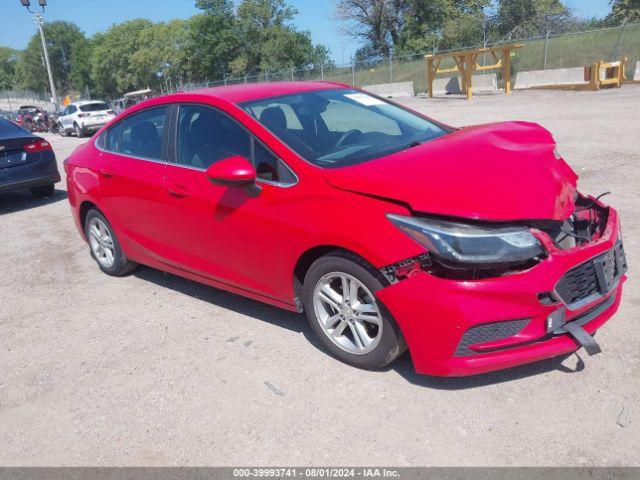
177, 104, 295, 184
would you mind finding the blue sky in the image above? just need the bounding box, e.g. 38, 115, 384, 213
1, 0, 612, 64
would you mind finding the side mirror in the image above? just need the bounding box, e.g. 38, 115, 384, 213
206, 156, 256, 187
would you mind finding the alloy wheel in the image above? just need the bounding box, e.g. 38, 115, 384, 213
87, 217, 115, 268
312, 272, 383, 355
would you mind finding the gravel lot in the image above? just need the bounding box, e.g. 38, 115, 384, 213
1, 86, 638, 466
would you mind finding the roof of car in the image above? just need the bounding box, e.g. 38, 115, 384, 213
70, 100, 109, 106
190, 81, 350, 104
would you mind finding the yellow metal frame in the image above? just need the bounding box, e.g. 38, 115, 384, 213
597, 57, 627, 88
425, 44, 524, 100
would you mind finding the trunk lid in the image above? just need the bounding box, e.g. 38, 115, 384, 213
0, 129, 41, 169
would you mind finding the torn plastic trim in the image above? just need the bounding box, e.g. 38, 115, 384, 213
545, 294, 616, 356
380, 253, 431, 284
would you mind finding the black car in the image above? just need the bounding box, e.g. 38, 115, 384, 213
0, 118, 60, 197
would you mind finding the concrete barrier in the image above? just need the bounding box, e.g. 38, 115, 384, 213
635, 61, 640, 81
362, 81, 414, 98
514, 68, 587, 90
0, 97, 55, 112
431, 74, 498, 95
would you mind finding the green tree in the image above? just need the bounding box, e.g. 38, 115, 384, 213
608, 0, 640, 22
16, 21, 87, 93
187, 0, 240, 80
0, 47, 18, 90
496, 0, 575, 38
336, 0, 491, 59
233, 0, 329, 76
131, 20, 191, 91
89, 19, 154, 98
69, 36, 93, 92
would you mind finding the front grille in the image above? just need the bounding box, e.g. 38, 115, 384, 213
455, 318, 530, 357
555, 243, 627, 307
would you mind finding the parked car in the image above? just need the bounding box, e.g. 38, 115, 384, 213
0, 117, 60, 197
64, 81, 626, 377
16, 105, 40, 132
58, 101, 116, 138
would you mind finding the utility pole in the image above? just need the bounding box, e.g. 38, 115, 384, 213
35, 12, 57, 110
20, 1, 58, 111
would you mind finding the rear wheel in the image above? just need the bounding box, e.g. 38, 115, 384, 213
29, 184, 54, 198
84, 209, 138, 276
75, 123, 85, 138
302, 252, 406, 370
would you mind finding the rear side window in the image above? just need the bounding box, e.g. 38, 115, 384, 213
100, 122, 123, 153
121, 107, 167, 160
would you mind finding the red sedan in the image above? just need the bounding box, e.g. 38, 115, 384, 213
64, 81, 626, 376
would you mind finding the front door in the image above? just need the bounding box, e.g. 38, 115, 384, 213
162, 103, 298, 301
61, 105, 76, 132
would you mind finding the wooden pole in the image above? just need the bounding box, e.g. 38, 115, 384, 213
426, 56, 434, 98
453, 56, 466, 93
465, 54, 473, 100
503, 48, 512, 95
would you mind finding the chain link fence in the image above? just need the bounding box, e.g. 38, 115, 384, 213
173, 21, 639, 97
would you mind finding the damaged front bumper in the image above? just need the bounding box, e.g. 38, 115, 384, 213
377, 204, 627, 377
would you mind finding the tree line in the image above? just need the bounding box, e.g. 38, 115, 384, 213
1, 0, 638, 100
336, 0, 640, 62
0, 0, 332, 99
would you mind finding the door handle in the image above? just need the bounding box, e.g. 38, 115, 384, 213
100, 167, 115, 178
167, 185, 190, 198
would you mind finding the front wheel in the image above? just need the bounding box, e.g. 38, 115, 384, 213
84, 209, 138, 276
303, 252, 406, 370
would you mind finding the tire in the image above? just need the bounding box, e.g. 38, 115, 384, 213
84, 208, 138, 276
75, 123, 85, 138
29, 184, 54, 198
59, 123, 67, 137
302, 251, 406, 370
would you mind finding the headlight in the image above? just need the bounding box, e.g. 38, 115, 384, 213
387, 214, 544, 269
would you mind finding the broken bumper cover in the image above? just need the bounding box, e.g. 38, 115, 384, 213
377, 206, 626, 377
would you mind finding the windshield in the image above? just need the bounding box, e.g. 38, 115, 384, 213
242, 89, 447, 168
80, 102, 110, 112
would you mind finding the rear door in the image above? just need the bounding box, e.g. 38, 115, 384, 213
97, 105, 174, 263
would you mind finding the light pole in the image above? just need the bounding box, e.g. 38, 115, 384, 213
20, 0, 58, 111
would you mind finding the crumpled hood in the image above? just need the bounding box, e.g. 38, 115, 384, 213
324, 121, 578, 222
